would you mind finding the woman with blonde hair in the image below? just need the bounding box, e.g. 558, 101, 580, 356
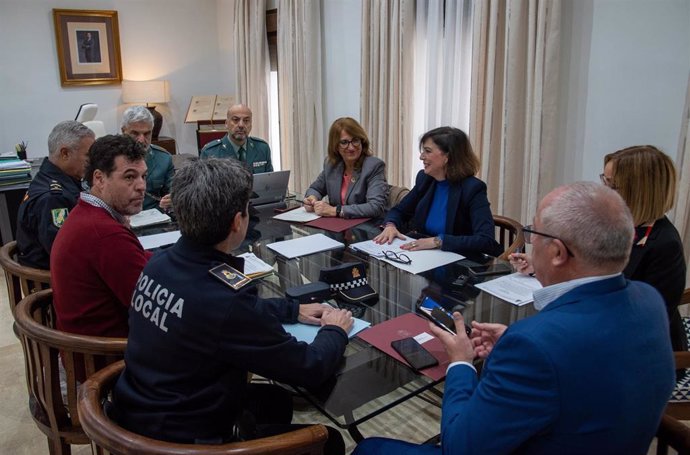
303, 117, 388, 219
513, 145, 686, 350
603, 146, 686, 350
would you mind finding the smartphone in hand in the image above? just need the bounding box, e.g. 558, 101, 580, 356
417, 296, 471, 336
391, 337, 438, 371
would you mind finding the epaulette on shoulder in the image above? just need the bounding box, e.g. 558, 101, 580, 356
250, 136, 268, 145
49, 180, 63, 194
203, 139, 222, 150
150, 144, 170, 154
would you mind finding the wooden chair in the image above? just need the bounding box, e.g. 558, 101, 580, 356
493, 215, 525, 261
78, 360, 329, 455
14, 289, 127, 455
656, 413, 690, 455
387, 185, 410, 209
0, 240, 51, 317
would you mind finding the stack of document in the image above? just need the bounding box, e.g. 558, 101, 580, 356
0, 156, 31, 186
238, 252, 274, 279
350, 238, 464, 274
474, 273, 543, 306
267, 233, 344, 259
129, 209, 172, 228
137, 230, 182, 250
273, 206, 320, 223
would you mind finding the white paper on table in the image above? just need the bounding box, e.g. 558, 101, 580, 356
474, 272, 543, 306
138, 230, 181, 250
238, 252, 274, 277
283, 316, 371, 344
272, 206, 321, 223
129, 209, 172, 228
349, 238, 464, 274
267, 233, 344, 259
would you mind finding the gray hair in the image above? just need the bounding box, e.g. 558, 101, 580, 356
172, 158, 253, 245
47, 121, 96, 157
121, 105, 154, 129
540, 181, 634, 267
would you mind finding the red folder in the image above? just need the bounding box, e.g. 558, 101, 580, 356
357, 312, 450, 381
305, 217, 370, 233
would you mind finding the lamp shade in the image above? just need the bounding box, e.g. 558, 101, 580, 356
122, 80, 170, 104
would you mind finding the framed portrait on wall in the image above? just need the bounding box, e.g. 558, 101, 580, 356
52, 9, 123, 87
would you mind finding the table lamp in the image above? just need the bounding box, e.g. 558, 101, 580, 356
122, 80, 170, 140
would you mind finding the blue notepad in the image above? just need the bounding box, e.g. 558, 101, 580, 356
283, 317, 371, 344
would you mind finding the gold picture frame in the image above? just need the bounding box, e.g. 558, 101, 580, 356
53, 9, 123, 87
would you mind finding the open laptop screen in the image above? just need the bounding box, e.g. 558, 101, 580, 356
251, 170, 290, 206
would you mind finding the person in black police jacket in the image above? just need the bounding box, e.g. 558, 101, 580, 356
111, 157, 352, 453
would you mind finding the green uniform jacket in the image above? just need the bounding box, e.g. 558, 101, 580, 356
200, 134, 273, 174
144, 144, 174, 210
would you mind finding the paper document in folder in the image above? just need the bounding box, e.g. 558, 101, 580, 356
357, 312, 450, 381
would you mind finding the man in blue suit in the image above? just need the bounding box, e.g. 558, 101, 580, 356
355, 182, 675, 455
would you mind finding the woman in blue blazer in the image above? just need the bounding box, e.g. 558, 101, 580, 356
303, 117, 388, 219
374, 127, 501, 257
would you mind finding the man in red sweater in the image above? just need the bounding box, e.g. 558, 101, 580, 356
51, 135, 152, 338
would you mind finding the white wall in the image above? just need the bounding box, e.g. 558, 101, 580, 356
0, 0, 222, 157
558, 0, 690, 185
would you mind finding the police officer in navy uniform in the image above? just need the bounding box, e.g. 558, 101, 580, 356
200, 104, 273, 174
111, 158, 351, 453
121, 105, 174, 210
16, 121, 95, 269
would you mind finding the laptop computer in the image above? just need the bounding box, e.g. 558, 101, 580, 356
251, 170, 290, 207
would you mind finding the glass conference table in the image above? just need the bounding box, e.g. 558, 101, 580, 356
137, 201, 537, 441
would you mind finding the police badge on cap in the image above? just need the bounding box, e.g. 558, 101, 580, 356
319, 262, 378, 306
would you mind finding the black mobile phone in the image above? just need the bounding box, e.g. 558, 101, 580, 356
390, 337, 439, 371
416, 296, 472, 336
467, 262, 512, 278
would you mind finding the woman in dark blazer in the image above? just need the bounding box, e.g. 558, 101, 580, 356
374, 127, 502, 257
303, 117, 388, 219
512, 145, 687, 351
604, 146, 687, 351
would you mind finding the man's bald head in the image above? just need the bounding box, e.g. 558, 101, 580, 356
226, 104, 253, 145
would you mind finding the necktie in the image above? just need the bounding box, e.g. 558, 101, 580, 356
238, 146, 246, 162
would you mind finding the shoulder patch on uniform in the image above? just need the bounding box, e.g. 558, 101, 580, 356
150, 144, 170, 154
51, 208, 68, 228
249, 136, 268, 145
209, 263, 251, 290
49, 180, 63, 193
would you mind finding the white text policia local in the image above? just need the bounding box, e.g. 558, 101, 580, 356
131, 273, 185, 332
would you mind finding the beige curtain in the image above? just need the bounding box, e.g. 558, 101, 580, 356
277, 0, 324, 193
233, 0, 271, 140
360, 0, 415, 188
470, 0, 561, 224
671, 72, 690, 284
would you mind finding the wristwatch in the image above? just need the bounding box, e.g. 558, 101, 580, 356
433, 236, 442, 248
335, 205, 342, 218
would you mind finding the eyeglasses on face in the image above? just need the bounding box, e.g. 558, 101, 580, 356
381, 250, 412, 264
522, 225, 575, 257
339, 138, 363, 149
599, 173, 617, 189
